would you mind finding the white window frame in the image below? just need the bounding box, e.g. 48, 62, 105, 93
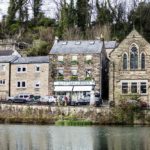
58, 56, 63, 62
0, 64, 6, 72
35, 65, 40, 72
122, 82, 128, 94
71, 69, 78, 76
121, 80, 148, 95
86, 55, 92, 61
0, 79, 5, 85
35, 81, 40, 88
72, 55, 77, 61
17, 81, 26, 88
17, 66, 27, 73
57, 69, 64, 76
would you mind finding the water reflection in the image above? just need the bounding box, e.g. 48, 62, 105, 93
0, 125, 150, 150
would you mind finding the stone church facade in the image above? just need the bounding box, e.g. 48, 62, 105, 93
109, 30, 150, 103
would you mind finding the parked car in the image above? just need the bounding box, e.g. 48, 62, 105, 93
76, 94, 103, 106
76, 98, 90, 106
7, 94, 35, 103
39, 96, 56, 105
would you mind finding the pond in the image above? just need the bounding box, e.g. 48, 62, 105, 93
0, 125, 150, 150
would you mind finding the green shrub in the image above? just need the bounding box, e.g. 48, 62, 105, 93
85, 76, 92, 80
70, 76, 78, 81
57, 76, 64, 80
85, 60, 93, 64
71, 61, 78, 65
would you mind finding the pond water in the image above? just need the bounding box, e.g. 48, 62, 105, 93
0, 124, 150, 150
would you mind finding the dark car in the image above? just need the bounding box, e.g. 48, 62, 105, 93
76, 98, 90, 106
8, 94, 35, 103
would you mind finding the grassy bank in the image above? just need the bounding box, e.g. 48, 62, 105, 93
0, 104, 150, 125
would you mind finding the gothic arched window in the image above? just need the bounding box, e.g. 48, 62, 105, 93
130, 46, 138, 69
123, 53, 127, 70
141, 53, 145, 70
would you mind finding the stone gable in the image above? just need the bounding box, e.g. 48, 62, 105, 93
109, 30, 150, 103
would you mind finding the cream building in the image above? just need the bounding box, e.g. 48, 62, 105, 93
10, 56, 49, 97
0, 56, 18, 99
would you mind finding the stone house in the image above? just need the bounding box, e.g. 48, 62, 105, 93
49, 39, 110, 101
0, 56, 18, 99
10, 56, 49, 97
109, 29, 150, 103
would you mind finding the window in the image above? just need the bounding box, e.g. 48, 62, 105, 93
131, 82, 137, 93
58, 56, 63, 62
86, 69, 92, 77
123, 53, 127, 70
130, 46, 138, 69
86, 55, 92, 61
71, 69, 77, 76
0, 65, 5, 71
57, 69, 64, 76
0, 80, 5, 85
35, 65, 40, 72
141, 53, 145, 70
140, 82, 147, 94
35, 81, 40, 88
72, 56, 77, 61
122, 82, 128, 94
17, 67, 21, 72
17, 66, 27, 73
17, 81, 26, 88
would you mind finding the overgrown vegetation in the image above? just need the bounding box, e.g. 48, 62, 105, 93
0, 1, 150, 56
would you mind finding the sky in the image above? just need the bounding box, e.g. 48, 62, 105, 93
0, 0, 146, 20
0, 0, 57, 20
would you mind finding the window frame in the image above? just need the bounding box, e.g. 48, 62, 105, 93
0, 64, 6, 72
131, 82, 137, 94
35, 81, 40, 88
71, 69, 78, 76
0, 79, 5, 85
140, 82, 147, 94
35, 65, 40, 72
85, 55, 92, 61
17, 66, 27, 73
121, 80, 148, 95
129, 44, 139, 70
58, 56, 64, 62
122, 82, 128, 94
72, 55, 78, 61
17, 81, 26, 88
122, 53, 128, 70
141, 53, 145, 70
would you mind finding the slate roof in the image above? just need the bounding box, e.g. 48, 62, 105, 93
50, 40, 103, 54
12, 56, 49, 64
0, 55, 18, 63
0, 50, 14, 56
104, 41, 118, 49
